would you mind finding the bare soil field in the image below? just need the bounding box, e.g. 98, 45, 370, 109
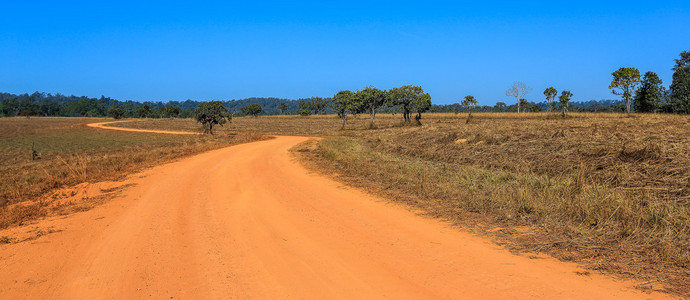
0, 117, 266, 230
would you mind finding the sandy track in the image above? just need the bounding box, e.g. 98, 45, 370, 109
0, 136, 672, 299
86, 120, 200, 135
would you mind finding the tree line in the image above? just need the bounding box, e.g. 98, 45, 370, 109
0, 93, 304, 118
296, 85, 432, 128
608, 51, 690, 114
3, 51, 687, 119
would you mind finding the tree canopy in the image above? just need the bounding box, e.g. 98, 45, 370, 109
543, 87, 557, 112
331, 90, 357, 129
609, 67, 641, 115
634, 71, 664, 113
388, 85, 430, 123
559, 90, 573, 117
357, 86, 387, 124
670, 51, 690, 113
241, 103, 262, 117
194, 101, 230, 134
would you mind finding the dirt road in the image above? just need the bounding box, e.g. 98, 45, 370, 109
86, 120, 200, 135
0, 136, 671, 299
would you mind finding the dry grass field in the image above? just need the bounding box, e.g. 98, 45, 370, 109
181, 112, 686, 296
3, 113, 688, 295
0, 117, 266, 230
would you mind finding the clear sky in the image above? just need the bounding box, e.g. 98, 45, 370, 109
1, 1, 688, 105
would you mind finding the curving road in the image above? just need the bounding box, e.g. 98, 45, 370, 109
87, 120, 200, 135
0, 135, 672, 299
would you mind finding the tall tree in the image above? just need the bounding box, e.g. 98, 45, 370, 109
358, 86, 387, 124
543, 87, 557, 113
505, 81, 532, 113
634, 71, 664, 113
194, 101, 230, 134
558, 90, 573, 117
609, 67, 641, 115
461, 95, 478, 123
331, 90, 356, 129
669, 51, 690, 114
388, 85, 428, 123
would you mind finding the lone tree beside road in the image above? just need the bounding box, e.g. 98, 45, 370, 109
506, 81, 532, 113
609, 67, 641, 115
461, 95, 478, 123
241, 103, 262, 117
195, 101, 230, 134
543, 87, 557, 113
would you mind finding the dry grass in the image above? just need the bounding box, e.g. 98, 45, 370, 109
285, 112, 690, 296
0, 117, 266, 229
5, 114, 688, 296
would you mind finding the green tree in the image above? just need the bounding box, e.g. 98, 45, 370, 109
388, 85, 428, 123
167, 106, 181, 118
411, 92, 432, 124
558, 90, 573, 117
494, 102, 506, 112
461, 95, 478, 123
527, 102, 543, 112
194, 101, 230, 134
505, 81, 532, 113
241, 103, 262, 117
308, 96, 328, 115
358, 86, 387, 124
108, 108, 126, 119
669, 51, 690, 113
277, 102, 288, 114
135, 104, 152, 118
609, 67, 641, 115
1, 97, 20, 116
543, 87, 558, 112
634, 71, 664, 113
331, 90, 356, 129
298, 100, 311, 116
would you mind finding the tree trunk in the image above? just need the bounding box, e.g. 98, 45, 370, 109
341, 115, 346, 130
516, 96, 520, 113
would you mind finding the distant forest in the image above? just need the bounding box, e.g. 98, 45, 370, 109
0, 91, 630, 118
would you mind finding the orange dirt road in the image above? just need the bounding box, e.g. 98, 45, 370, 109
86, 120, 200, 135
0, 136, 672, 299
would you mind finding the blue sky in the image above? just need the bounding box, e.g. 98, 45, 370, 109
1, 1, 688, 105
